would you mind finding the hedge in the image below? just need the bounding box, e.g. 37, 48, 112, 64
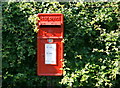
2, 2, 120, 88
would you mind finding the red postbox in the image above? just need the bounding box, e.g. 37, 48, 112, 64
37, 13, 64, 76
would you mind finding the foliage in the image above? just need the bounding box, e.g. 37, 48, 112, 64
2, 1, 120, 88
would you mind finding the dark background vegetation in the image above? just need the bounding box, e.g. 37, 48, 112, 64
2, 2, 120, 88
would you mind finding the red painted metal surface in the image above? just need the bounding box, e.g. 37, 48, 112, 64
37, 13, 64, 76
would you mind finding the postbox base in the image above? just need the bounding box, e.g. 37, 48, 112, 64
37, 73, 62, 76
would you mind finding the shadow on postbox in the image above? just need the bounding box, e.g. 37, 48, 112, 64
37, 13, 64, 76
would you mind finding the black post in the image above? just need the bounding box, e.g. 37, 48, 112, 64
47, 76, 54, 88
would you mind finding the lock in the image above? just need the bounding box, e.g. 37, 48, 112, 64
48, 39, 53, 43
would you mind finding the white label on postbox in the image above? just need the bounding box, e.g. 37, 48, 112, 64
45, 44, 56, 64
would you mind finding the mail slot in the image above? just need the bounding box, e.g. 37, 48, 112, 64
37, 13, 64, 76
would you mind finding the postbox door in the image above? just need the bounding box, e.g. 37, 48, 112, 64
37, 38, 63, 76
